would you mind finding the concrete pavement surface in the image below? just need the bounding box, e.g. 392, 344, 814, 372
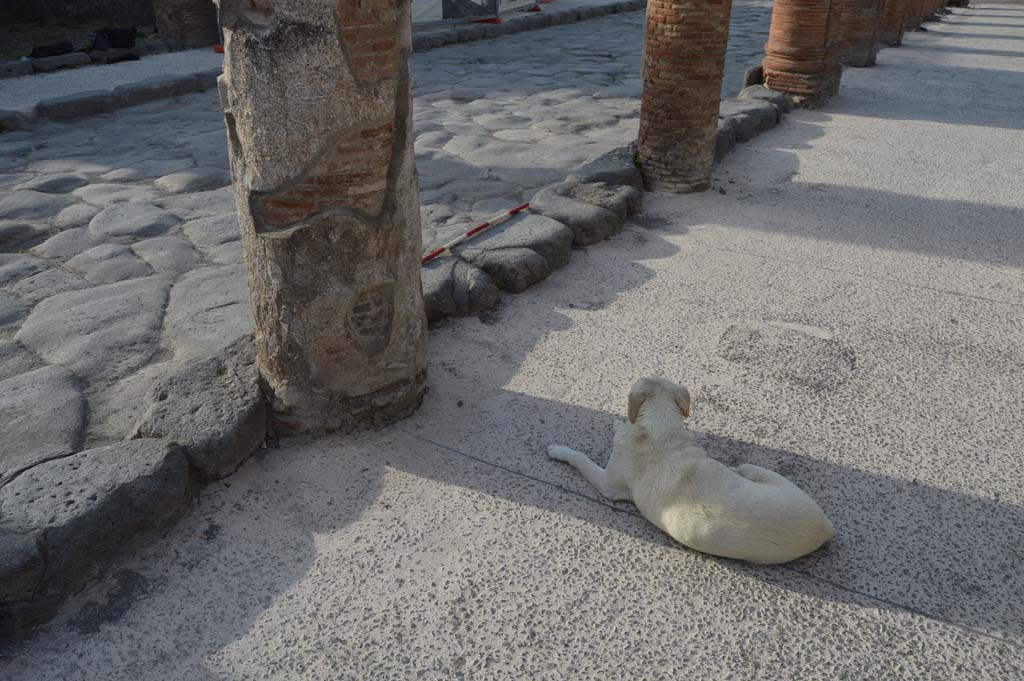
2, 4, 1023, 679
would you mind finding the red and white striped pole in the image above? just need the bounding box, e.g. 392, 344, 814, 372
421, 202, 530, 266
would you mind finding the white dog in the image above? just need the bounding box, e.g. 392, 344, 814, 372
548, 377, 834, 564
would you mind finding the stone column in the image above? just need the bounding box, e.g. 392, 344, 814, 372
840, 0, 884, 66
878, 0, 907, 46
215, 0, 427, 433
762, 0, 844, 108
154, 0, 220, 48
637, 0, 733, 193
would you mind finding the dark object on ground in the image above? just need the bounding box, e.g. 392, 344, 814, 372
103, 27, 137, 49
741, 65, 764, 89
107, 53, 141, 64
29, 41, 74, 59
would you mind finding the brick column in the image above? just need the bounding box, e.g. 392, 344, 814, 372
762, 0, 844, 107
878, 0, 907, 46
154, 0, 219, 48
637, 0, 733, 193
904, 0, 924, 30
840, 0, 885, 66
215, 0, 427, 433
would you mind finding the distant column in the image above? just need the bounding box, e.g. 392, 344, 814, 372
636, 0, 733, 193
840, 0, 885, 66
879, 0, 907, 46
904, 0, 924, 30
762, 0, 844, 107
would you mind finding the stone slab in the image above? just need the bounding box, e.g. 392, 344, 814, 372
15, 275, 172, 384
0, 439, 192, 634
422, 256, 500, 321
0, 365, 86, 485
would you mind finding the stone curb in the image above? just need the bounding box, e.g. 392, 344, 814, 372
0, 336, 267, 637
422, 88, 792, 324
1, 70, 223, 128
0, 1, 648, 131
411, 0, 647, 51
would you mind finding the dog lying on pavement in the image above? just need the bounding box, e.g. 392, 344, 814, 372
548, 377, 834, 564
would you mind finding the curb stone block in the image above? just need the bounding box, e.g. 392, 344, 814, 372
33, 91, 119, 121
741, 65, 765, 89
737, 84, 794, 113
422, 256, 500, 321
0, 61, 33, 79
31, 52, 92, 73
0, 439, 192, 635
715, 120, 737, 163
130, 336, 266, 480
453, 212, 574, 292
567, 144, 643, 191
530, 180, 634, 246
113, 74, 205, 107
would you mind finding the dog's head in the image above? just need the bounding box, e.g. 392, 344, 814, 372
627, 377, 691, 424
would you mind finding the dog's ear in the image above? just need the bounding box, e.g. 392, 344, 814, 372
674, 385, 691, 418
628, 384, 649, 424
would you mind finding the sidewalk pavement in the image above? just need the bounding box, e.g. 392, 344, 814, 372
2, 4, 1023, 679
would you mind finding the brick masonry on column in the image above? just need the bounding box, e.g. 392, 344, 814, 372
636, 0, 732, 193
840, 0, 884, 66
762, 0, 843, 108
878, 0, 907, 47
904, 0, 924, 30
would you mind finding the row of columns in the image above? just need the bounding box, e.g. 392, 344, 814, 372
764, 0, 951, 106
639, 0, 950, 191
217, 0, 954, 433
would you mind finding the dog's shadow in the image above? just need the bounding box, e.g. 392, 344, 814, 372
392, 391, 1024, 642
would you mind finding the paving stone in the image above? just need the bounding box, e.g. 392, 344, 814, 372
153, 167, 231, 194
65, 244, 155, 284
422, 256, 500, 321
529, 180, 636, 246
52, 203, 103, 230
15, 276, 172, 384
131, 236, 201, 274
181, 212, 240, 250
0, 254, 45, 286
0, 340, 40, 381
100, 158, 195, 182
14, 174, 90, 194
5, 269, 88, 306
0, 365, 86, 485
32, 227, 105, 259
0, 190, 75, 220
164, 264, 253, 361
72, 183, 158, 206
452, 213, 573, 293
0, 292, 29, 329
0, 439, 192, 631
154, 188, 234, 220
0, 221, 47, 252
131, 336, 266, 480
88, 202, 180, 240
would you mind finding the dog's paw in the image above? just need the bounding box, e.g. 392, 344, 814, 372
547, 445, 574, 462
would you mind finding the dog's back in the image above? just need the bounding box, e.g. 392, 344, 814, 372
614, 396, 833, 564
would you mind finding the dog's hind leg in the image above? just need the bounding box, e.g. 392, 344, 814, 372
735, 463, 792, 487
547, 446, 631, 501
